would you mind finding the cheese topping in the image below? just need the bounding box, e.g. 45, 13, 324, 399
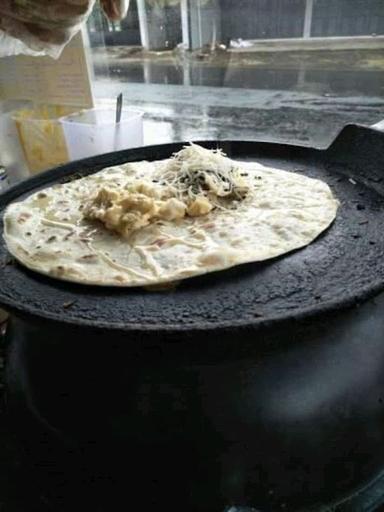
159, 143, 250, 205
84, 144, 250, 237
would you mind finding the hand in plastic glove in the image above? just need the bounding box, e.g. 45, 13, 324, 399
0, 0, 130, 57
22, 1, 130, 41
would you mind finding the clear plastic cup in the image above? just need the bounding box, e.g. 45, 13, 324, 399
61, 108, 144, 162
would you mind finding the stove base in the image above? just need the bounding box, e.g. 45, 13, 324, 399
8, 429, 384, 512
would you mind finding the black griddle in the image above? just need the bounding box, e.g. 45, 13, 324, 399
2, 124, 384, 512
0, 124, 384, 334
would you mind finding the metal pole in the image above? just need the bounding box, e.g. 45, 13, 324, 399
196, 0, 203, 48
180, 0, 191, 86
181, 0, 191, 50
303, 0, 314, 39
184, 0, 203, 50
136, 0, 149, 49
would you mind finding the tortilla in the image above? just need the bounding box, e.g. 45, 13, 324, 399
2, 145, 339, 287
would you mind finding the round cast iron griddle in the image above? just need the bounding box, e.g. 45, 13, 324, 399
0, 126, 384, 332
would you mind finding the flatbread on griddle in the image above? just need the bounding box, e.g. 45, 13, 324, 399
2, 145, 339, 287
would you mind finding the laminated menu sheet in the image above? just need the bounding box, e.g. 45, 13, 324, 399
0, 31, 94, 108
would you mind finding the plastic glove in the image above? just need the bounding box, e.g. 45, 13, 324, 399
0, 0, 130, 57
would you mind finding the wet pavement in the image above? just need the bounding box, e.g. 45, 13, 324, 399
93, 47, 384, 95
92, 47, 384, 148
94, 81, 384, 149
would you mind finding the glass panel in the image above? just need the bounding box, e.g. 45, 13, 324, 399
87, 0, 384, 148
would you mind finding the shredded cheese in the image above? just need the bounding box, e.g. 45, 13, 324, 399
158, 143, 250, 209
83, 144, 251, 238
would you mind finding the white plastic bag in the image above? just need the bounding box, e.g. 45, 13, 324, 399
0, 28, 48, 57
0, 0, 129, 59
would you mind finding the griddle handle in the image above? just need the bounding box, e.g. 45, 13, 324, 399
325, 123, 384, 180
0, 312, 8, 346
371, 119, 384, 132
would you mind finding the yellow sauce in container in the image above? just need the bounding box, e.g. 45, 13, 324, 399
13, 105, 78, 174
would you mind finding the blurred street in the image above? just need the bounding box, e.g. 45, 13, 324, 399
92, 44, 384, 148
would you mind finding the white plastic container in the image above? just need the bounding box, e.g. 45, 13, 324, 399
61, 108, 144, 161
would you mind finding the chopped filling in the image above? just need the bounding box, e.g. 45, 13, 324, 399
84, 144, 250, 237
84, 183, 185, 237
187, 195, 213, 217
